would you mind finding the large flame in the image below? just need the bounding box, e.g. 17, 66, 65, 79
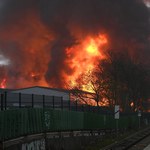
0, 78, 6, 89
66, 34, 108, 89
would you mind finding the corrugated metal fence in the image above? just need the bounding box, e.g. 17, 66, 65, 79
0, 108, 139, 141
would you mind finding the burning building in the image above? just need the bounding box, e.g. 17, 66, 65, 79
0, 0, 149, 90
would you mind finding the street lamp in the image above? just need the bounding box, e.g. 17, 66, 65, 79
138, 110, 141, 129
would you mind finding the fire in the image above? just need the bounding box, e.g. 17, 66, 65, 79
66, 34, 109, 106
0, 78, 6, 89
130, 102, 134, 107
86, 39, 98, 55
99, 98, 109, 106
86, 35, 107, 56
31, 72, 40, 80
66, 34, 108, 90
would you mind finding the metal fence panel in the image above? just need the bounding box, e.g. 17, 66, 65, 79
0, 108, 141, 141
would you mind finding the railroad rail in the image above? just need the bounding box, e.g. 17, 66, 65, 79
102, 127, 150, 150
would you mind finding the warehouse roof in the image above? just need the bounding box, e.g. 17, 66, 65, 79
10, 86, 70, 93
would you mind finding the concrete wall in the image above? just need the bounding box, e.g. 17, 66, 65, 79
4, 131, 104, 150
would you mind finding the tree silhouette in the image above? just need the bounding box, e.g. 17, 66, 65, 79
69, 50, 150, 112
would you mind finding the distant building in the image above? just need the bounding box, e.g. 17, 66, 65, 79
0, 86, 70, 108
10, 86, 70, 101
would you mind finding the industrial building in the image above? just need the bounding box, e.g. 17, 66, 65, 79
10, 86, 70, 101
0, 86, 70, 108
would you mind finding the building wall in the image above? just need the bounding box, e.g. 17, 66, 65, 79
11, 87, 70, 101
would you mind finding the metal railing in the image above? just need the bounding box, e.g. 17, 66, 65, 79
0, 92, 111, 114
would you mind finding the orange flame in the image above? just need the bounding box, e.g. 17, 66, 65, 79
0, 78, 6, 89
66, 34, 108, 90
130, 102, 134, 107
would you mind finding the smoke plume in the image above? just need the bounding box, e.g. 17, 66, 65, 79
0, 0, 149, 88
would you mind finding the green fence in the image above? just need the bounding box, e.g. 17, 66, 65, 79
0, 108, 139, 140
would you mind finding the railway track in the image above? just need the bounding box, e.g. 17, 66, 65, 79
102, 127, 150, 150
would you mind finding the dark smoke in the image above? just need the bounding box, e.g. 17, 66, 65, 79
0, 0, 149, 88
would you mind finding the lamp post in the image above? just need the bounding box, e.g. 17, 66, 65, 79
114, 105, 120, 137
138, 110, 141, 129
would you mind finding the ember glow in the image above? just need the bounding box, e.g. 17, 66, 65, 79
130, 102, 134, 107
0, 78, 6, 89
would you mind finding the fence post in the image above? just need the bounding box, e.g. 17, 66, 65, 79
4, 92, 7, 110
82, 105, 84, 112
43, 95, 45, 108
19, 93, 21, 108
61, 97, 63, 110
32, 94, 34, 108
68, 100, 71, 111
89, 105, 91, 112
1, 94, 4, 111
52, 96, 55, 109
75, 100, 78, 111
